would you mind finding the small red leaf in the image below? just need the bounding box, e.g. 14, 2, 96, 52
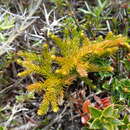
103, 102, 111, 107
101, 97, 110, 103
81, 114, 90, 124
82, 99, 91, 113
94, 97, 111, 109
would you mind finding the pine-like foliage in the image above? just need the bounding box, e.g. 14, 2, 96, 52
17, 28, 130, 115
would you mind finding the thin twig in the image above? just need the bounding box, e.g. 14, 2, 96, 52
3, 0, 43, 52
43, 104, 69, 130
0, 77, 25, 95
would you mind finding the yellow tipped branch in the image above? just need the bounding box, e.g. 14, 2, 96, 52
27, 82, 45, 92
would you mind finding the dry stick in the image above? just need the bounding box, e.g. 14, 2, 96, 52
13, 122, 37, 130
0, 77, 25, 95
4, 0, 43, 50
43, 104, 69, 130
5, 103, 28, 127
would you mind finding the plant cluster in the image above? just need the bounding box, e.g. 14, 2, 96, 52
17, 28, 130, 116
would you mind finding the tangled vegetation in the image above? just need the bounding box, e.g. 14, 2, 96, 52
0, 0, 130, 129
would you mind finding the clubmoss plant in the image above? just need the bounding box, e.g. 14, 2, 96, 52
17, 28, 130, 115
